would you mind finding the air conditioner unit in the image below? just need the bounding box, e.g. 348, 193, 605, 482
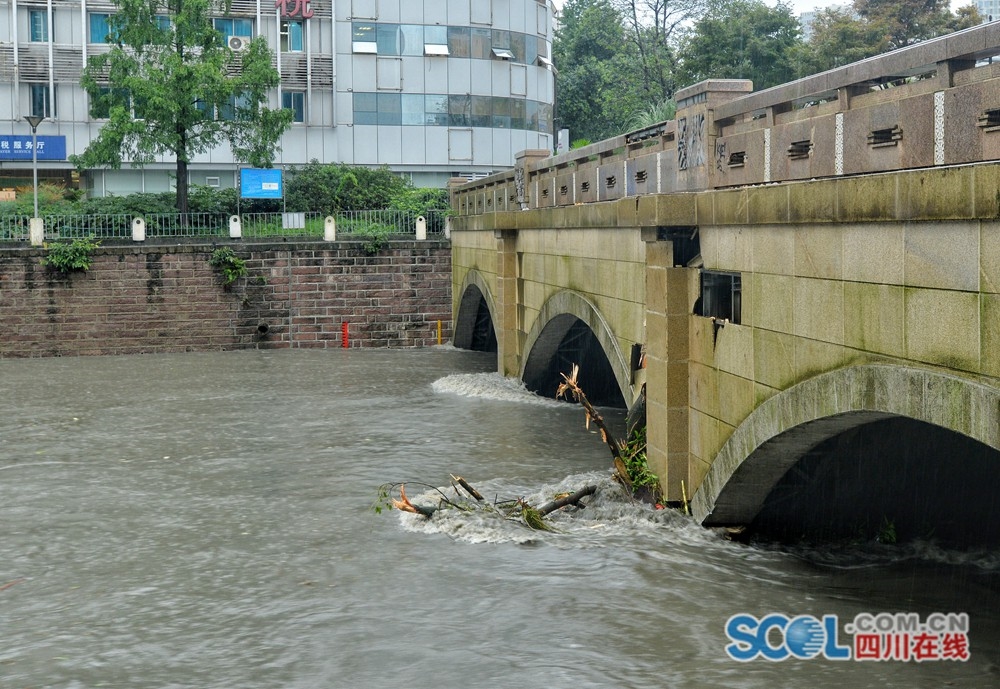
228, 36, 251, 51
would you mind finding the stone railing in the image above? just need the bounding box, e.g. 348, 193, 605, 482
451, 21, 1000, 215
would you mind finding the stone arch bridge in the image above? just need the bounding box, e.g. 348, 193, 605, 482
449, 23, 1000, 544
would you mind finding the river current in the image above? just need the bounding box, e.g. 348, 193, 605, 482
1, 349, 997, 688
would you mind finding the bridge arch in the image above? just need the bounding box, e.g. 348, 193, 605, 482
521, 290, 633, 408
453, 270, 498, 352
692, 364, 1000, 541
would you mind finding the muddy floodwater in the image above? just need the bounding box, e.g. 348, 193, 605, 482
1, 349, 998, 688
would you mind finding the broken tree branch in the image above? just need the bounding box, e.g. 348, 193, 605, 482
536, 485, 598, 516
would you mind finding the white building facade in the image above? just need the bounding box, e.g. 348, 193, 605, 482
0, 0, 556, 195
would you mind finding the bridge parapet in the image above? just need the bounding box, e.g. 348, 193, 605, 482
451, 21, 1000, 214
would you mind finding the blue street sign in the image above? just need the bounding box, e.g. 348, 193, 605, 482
0, 135, 67, 161
240, 168, 283, 199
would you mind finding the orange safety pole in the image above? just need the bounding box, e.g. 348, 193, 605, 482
341, 322, 348, 348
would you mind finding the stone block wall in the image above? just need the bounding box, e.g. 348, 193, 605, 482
0, 240, 452, 357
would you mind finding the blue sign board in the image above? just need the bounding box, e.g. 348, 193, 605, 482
0, 135, 67, 161
240, 168, 283, 199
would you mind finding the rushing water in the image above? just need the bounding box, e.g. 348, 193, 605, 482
1, 349, 998, 688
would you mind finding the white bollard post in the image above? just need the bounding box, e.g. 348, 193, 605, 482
229, 214, 242, 239
28, 217, 44, 246
324, 215, 336, 241
444, 215, 451, 240
415, 215, 427, 241
132, 217, 146, 242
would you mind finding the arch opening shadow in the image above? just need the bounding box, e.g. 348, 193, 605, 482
522, 314, 626, 408
750, 416, 1000, 548
453, 283, 497, 353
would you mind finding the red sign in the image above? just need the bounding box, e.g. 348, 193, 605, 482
275, 0, 313, 19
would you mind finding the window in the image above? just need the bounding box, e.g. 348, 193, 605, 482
353, 92, 377, 124
376, 93, 401, 125
281, 20, 303, 51
448, 27, 470, 57
376, 23, 399, 55
697, 271, 742, 324
425, 94, 448, 126
471, 28, 491, 59
492, 96, 510, 129
155, 15, 172, 31
30, 84, 52, 118
29, 10, 48, 42
89, 13, 113, 43
90, 87, 130, 119
282, 91, 305, 122
219, 93, 249, 121
398, 25, 423, 56
449, 94, 471, 127
214, 18, 252, 41
424, 25, 448, 55
352, 22, 377, 53
471, 95, 491, 128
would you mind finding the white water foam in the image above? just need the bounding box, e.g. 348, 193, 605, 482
431, 372, 566, 408
396, 471, 728, 549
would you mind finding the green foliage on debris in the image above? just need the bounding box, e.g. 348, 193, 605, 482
208, 247, 248, 285
41, 237, 101, 273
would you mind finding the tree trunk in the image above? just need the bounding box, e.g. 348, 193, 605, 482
176, 157, 189, 216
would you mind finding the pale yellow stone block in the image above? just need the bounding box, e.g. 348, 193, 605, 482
981, 294, 1000, 378
844, 282, 906, 357
836, 174, 898, 222
753, 329, 796, 390
904, 222, 979, 292
689, 361, 721, 418
982, 222, 1000, 295
715, 226, 753, 273
689, 315, 716, 365
717, 370, 755, 428
713, 189, 750, 225
753, 273, 794, 334
793, 277, 844, 344
747, 184, 789, 225
843, 223, 904, 284
700, 226, 720, 269
751, 225, 795, 276
646, 265, 668, 316
905, 288, 980, 371
715, 322, 754, 378
793, 338, 848, 382
794, 225, 842, 280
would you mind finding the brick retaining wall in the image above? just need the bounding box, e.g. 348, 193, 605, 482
0, 240, 452, 357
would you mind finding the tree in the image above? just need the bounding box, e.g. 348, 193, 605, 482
75, 0, 293, 214
553, 0, 646, 141
799, 1, 982, 75
613, 0, 706, 112
676, 0, 803, 91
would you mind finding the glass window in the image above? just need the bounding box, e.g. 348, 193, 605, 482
511, 99, 526, 130
401, 94, 424, 125
90, 87, 129, 119
510, 33, 526, 64
155, 15, 172, 31
425, 26, 447, 47
492, 97, 510, 129
449, 95, 471, 127
526, 100, 539, 131
376, 93, 401, 125
448, 27, 470, 58
214, 18, 252, 41
470, 28, 491, 59
352, 22, 377, 53
220, 93, 249, 121
471, 95, 491, 128
492, 29, 510, 50
539, 102, 552, 134
354, 92, 378, 125
30, 84, 52, 118
29, 10, 48, 42
425, 94, 448, 126
282, 91, 305, 122
89, 13, 112, 43
399, 25, 423, 56
524, 34, 538, 66
282, 20, 304, 51
376, 23, 399, 55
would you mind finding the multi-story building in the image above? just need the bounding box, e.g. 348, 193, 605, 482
0, 0, 556, 195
